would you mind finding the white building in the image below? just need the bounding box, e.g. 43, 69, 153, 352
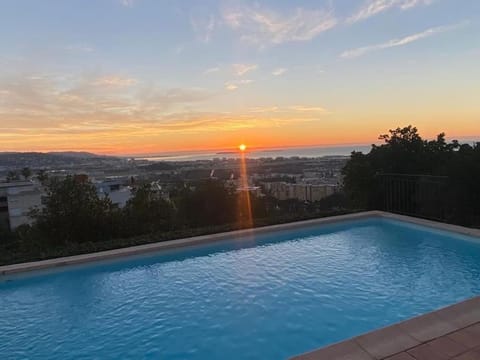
106, 187, 132, 208
95, 178, 133, 208
0, 182, 44, 231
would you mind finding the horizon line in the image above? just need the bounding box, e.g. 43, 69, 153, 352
2, 134, 480, 157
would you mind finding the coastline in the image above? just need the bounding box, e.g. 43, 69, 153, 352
134, 144, 371, 162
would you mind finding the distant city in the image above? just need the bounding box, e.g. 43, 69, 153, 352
0, 149, 348, 232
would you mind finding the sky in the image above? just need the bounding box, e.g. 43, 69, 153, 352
0, 0, 479, 155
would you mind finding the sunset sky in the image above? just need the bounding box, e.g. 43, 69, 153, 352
0, 0, 479, 155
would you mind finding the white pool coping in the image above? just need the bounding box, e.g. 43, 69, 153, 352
1, 211, 480, 276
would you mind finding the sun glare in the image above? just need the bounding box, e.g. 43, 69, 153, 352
239, 144, 247, 152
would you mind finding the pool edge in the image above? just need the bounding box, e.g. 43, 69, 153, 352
288, 213, 480, 360
2, 211, 480, 276
0, 210, 378, 276
377, 212, 480, 239
290, 295, 480, 360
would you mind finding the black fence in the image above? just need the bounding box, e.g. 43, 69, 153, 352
376, 174, 480, 227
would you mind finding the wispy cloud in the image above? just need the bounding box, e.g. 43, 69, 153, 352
191, 14, 216, 43
0, 71, 327, 152
272, 68, 288, 76
120, 0, 136, 7
173, 44, 185, 55
224, 79, 254, 91
232, 63, 258, 76
340, 22, 466, 58
203, 67, 220, 75
248, 106, 279, 113
0, 73, 213, 129
289, 105, 328, 112
0, 72, 331, 153
347, 0, 434, 23
65, 44, 94, 53
93, 76, 137, 87
223, 5, 337, 46
225, 83, 238, 91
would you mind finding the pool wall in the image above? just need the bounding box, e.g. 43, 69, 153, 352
1, 210, 480, 276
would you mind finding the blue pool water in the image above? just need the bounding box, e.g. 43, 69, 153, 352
1, 219, 480, 360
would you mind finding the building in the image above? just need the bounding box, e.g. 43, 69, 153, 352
262, 182, 337, 202
308, 184, 336, 202
103, 187, 132, 208
236, 186, 263, 198
291, 184, 309, 201
149, 182, 171, 202
95, 177, 133, 208
262, 182, 290, 200
0, 181, 44, 231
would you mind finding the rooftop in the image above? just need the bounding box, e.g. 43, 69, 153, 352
0, 181, 35, 189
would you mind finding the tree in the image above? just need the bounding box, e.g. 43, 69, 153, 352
29, 176, 117, 245
122, 184, 175, 236
36, 169, 49, 184
342, 125, 480, 226
6, 170, 19, 182
342, 151, 376, 208
21, 167, 32, 180
342, 126, 455, 207
174, 179, 237, 228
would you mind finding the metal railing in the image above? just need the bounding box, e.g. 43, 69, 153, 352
376, 174, 450, 222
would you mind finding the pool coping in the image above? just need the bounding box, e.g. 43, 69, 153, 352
288, 214, 480, 360
1, 210, 480, 277
0, 211, 373, 276
290, 296, 480, 360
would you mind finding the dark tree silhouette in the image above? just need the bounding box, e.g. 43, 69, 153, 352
36, 169, 49, 184
122, 184, 175, 236
6, 170, 19, 182
342, 125, 480, 226
21, 167, 32, 180
174, 179, 237, 228
29, 176, 118, 245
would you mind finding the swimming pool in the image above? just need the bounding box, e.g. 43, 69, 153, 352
1, 216, 480, 360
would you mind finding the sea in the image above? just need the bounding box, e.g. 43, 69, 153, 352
135, 145, 372, 162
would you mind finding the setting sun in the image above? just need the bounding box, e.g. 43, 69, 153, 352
239, 144, 247, 152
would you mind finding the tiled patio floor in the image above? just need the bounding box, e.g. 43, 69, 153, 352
291, 296, 480, 360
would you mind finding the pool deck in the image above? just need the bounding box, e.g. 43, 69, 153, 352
291, 296, 480, 360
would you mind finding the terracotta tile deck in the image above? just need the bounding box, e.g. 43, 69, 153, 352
291, 296, 480, 360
